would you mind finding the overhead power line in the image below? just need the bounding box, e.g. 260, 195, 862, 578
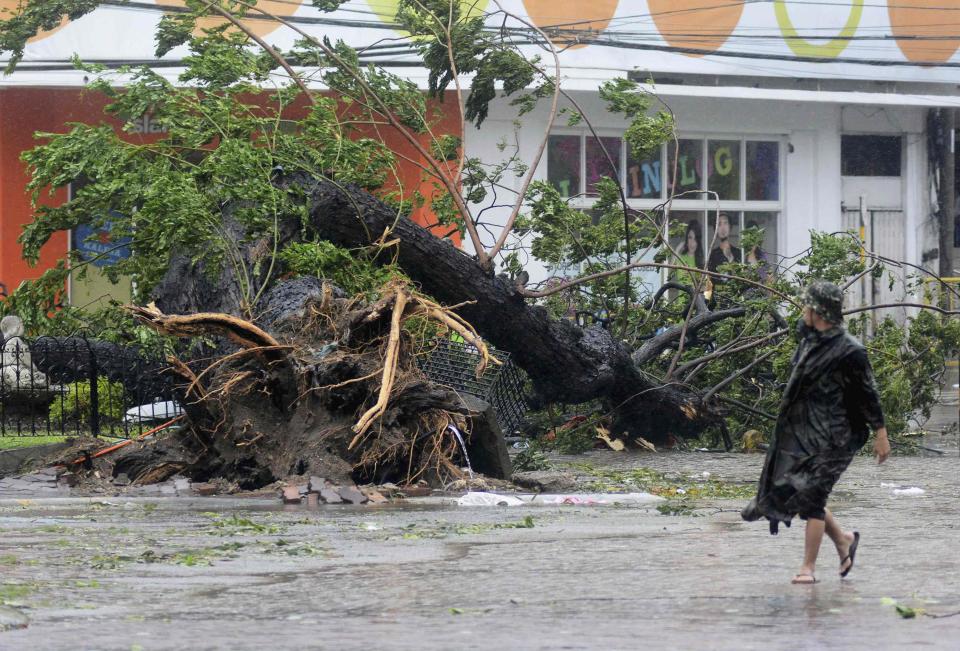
17, 1, 960, 71
577, 33, 960, 68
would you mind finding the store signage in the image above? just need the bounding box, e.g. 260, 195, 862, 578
73, 216, 131, 268
130, 113, 167, 134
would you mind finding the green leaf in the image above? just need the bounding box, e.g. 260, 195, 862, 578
895, 604, 920, 619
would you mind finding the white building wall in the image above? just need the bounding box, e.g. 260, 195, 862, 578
464, 90, 931, 296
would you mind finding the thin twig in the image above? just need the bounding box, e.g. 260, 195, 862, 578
844, 302, 960, 317
703, 349, 778, 403
486, 1, 562, 263
521, 261, 798, 305
716, 395, 776, 421
202, 2, 315, 104
675, 328, 789, 378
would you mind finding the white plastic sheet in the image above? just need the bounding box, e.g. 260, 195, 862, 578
457, 492, 525, 506
455, 491, 665, 507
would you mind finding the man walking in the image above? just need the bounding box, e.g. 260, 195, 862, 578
742, 280, 891, 584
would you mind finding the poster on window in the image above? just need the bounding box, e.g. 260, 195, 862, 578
73, 217, 131, 268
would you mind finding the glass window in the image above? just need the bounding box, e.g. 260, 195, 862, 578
746, 141, 779, 201
627, 145, 663, 199
744, 212, 779, 280
707, 140, 740, 201
706, 211, 743, 272
668, 139, 703, 197
585, 136, 622, 196
668, 210, 707, 282
547, 135, 581, 198
841, 135, 901, 176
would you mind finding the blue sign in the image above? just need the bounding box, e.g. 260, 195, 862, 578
73, 216, 132, 268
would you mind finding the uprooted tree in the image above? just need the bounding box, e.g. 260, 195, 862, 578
1, 1, 959, 486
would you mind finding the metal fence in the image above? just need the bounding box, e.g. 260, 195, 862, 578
0, 336, 179, 438
417, 338, 528, 435
2, 334, 529, 440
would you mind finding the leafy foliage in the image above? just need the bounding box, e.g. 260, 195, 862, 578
16, 28, 399, 314
395, 0, 537, 127
599, 78, 674, 160
278, 241, 405, 299
49, 377, 126, 426
0, 0, 102, 72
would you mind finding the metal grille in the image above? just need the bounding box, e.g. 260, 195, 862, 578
841, 207, 907, 326
417, 338, 528, 435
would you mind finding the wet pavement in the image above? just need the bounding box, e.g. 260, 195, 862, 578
0, 452, 958, 650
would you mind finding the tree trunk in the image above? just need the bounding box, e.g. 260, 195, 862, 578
152, 174, 717, 444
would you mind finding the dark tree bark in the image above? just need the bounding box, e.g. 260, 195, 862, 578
152, 174, 723, 444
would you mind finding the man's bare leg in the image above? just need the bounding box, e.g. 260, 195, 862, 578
795, 517, 826, 582
823, 508, 856, 574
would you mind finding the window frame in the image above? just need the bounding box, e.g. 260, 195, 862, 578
547, 132, 787, 265
551, 133, 785, 212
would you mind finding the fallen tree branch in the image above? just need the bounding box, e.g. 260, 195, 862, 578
716, 395, 776, 421
633, 307, 746, 366
646, 281, 708, 316
674, 328, 789, 379
843, 302, 960, 317
520, 261, 798, 306
679, 312, 765, 380
842, 263, 881, 291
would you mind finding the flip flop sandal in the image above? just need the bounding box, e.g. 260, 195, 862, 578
840, 531, 860, 578
791, 574, 818, 585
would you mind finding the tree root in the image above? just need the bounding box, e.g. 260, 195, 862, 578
128, 303, 285, 360
110, 277, 489, 489
350, 289, 408, 447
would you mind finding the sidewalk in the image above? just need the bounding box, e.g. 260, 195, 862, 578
924, 364, 959, 452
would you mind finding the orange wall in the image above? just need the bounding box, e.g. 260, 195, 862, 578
0, 88, 107, 295
274, 90, 465, 241
0, 87, 463, 297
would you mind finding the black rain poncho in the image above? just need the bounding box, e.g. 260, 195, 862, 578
741, 322, 885, 534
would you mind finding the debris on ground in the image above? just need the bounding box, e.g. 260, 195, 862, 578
455, 491, 664, 507
595, 426, 626, 451
457, 492, 525, 506
511, 470, 577, 493
881, 482, 927, 496
537, 493, 664, 506
0, 605, 29, 632
741, 429, 766, 452
0, 467, 65, 496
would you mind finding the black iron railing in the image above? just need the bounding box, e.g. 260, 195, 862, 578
0, 336, 179, 438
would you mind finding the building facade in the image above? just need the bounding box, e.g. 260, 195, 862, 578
1, 1, 959, 316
